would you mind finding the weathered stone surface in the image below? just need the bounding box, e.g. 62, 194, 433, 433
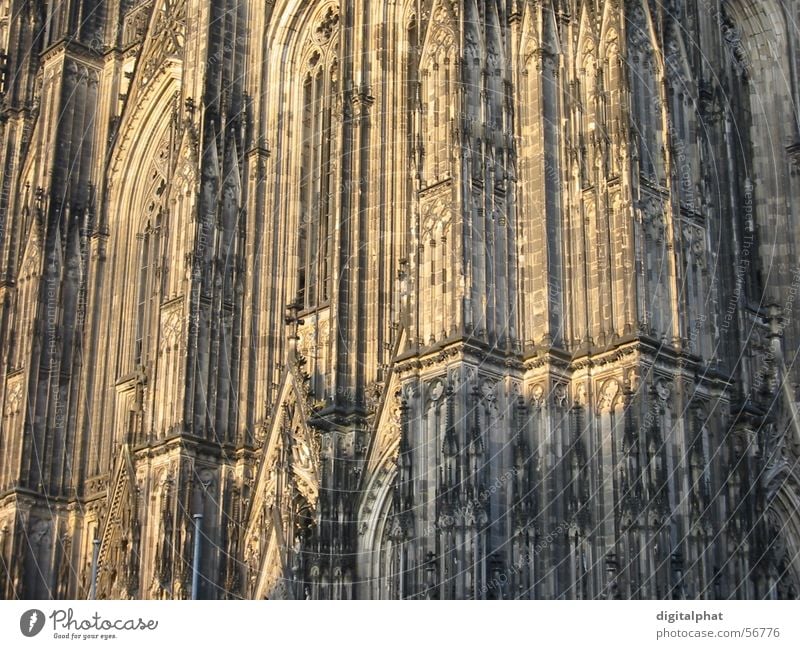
0, 0, 798, 599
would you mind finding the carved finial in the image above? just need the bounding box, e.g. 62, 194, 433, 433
284, 296, 304, 362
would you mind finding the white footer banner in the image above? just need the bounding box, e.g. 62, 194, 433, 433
1, 601, 797, 648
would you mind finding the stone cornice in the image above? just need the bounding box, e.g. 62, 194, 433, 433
394, 336, 525, 376
39, 38, 104, 70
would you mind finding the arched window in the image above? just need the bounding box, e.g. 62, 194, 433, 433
603, 32, 622, 178
579, 43, 597, 186
0, 0, 9, 51
134, 228, 148, 365
132, 131, 168, 367
297, 35, 338, 311
627, 7, 664, 184
420, 14, 455, 184
406, 15, 418, 155
134, 220, 158, 366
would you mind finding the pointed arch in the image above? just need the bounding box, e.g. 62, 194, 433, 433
625, 2, 665, 183
358, 445, 401, 599
295, 6, 339, 311
92, 69, 182, 476
111, 79, 177, 375
242, 367, 320, 600
722, 0, 800, 365
763, 464, 800, 597
96, 444, 141, 599
419, 0, 457, 183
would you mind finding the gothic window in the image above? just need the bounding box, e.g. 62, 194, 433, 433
134, 220, 158, 366
132, 133, 168, 367
579, 45, 597, 185
664, 41, 702, 210
631, 49, 663, 182
406, 16, 418, 155
420, 10, 455, 183
603, 32, 621, 177
0, 0, 9, 54
134, 228, 147, 364
666, 72, 699, 206
297, 46, 337, 311
721, 8, 762, 300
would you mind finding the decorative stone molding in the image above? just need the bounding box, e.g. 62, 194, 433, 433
159, 303, 182, 352
3, 375, 23, 416
598, 378, 621, 413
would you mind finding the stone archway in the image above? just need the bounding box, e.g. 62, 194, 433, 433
723, 0, 800, 359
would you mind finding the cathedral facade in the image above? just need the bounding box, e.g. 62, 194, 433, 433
0, 0, 799, 599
